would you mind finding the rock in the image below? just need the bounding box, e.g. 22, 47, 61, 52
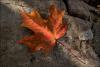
65, 15, 93, 40
65, 0, 91, 20
0, 0, 100, 67
81, 0, 90, 3
81, 0, 99, 7
93, 21, 100, 57
79, 29, 93, 40
0, 0, 75, 67
63, 0, 99, 20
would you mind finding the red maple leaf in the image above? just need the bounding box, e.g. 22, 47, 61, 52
18, 5, 67, 53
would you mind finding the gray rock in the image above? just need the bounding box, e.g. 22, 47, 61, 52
79, 29, 93, 40
93, 21, 100, 57
64, 0, 98, 20
0, 0, 99, 67
66, 0, 91, 20
65, 15, 93, 40
0, 0, 75, 67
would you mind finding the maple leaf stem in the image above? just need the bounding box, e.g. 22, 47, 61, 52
57, 41, 86, 64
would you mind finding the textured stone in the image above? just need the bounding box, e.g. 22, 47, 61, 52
79, 29, 93, 40
0, 0, 75, 67
65, 15, 93, 40
93, 22, 100, 57
0, 0, 100, 67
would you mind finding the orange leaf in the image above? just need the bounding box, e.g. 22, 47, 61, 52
18, 5, 67, 53
49, 5, 65, 33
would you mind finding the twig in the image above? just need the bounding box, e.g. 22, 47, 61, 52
57, 41, 86, 64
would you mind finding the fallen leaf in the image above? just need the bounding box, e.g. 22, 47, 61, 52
18, 5, 67, 53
